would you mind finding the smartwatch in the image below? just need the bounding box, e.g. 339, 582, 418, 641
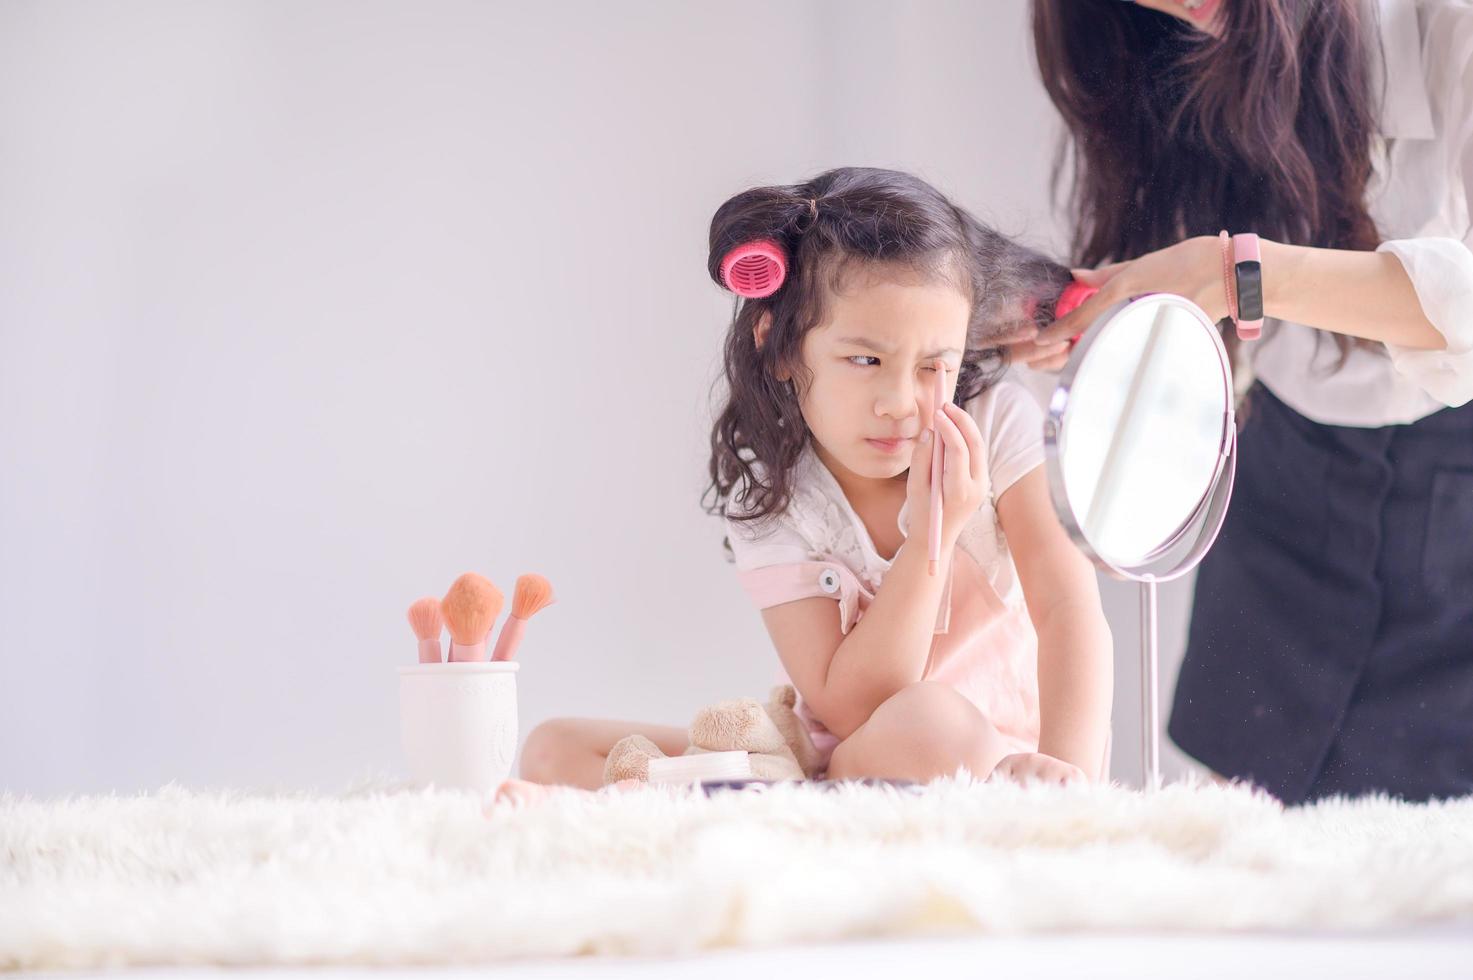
1232, 233, 1264, 340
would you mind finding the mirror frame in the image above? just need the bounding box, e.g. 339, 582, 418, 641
1043, 293, 1237, 584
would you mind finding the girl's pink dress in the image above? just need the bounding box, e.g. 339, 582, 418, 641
724, 379, 1050, 774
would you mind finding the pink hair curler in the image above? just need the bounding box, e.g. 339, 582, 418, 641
720, 239, 787, 299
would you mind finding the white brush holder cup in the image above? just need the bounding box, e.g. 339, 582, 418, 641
398, 662, 520, 793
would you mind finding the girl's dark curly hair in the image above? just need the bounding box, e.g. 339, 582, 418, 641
703, 166, 1076, 537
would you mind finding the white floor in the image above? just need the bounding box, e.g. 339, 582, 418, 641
22, 926, 1473, 980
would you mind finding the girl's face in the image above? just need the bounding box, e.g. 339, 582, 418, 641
1129, 0, 1226, 37
792, 270, 970, 487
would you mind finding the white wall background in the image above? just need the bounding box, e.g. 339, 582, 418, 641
0, 0, 1204, 796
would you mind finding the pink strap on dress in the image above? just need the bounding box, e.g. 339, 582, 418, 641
737, 558, 953, 634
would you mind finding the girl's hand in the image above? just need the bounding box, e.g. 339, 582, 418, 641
905, 401, 988, 548
1000, 235, 1231, 373
987, 752, 1087, 786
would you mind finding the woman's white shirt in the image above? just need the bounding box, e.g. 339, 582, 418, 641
1249, 0, 1473, 426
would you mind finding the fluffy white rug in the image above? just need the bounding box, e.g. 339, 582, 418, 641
3, 776, 1472, 970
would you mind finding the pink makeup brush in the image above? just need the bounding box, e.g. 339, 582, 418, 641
929, 360, 946, 576
441, 572, 504, 663
490, 573, 556, 662
406, 596, 444, 664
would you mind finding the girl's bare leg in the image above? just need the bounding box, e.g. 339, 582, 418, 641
492, 718, 690, 806
826, 682, 1010, 783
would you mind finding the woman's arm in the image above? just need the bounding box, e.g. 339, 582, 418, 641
1013, 235, 1450, 371
1259, 239, 1444, 349
995, 466, 1114, 780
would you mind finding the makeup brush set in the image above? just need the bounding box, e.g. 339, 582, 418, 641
397, 571, 555, 794
406, 571, 556, 664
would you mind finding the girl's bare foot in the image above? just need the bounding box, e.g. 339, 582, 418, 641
490, 778, 555, 810
485, 777, 646, 816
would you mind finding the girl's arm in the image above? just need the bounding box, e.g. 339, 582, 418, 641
760, 404, 989, 740
994, 465, 1114, 780
759, 536, 952, 741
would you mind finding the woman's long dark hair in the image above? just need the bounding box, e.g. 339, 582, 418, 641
1032, 0, 1382, 364
703, 166, 1074, 531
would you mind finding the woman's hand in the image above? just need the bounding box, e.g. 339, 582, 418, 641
905, 401, 988, 548
998, 235, 1231, 373
987, 751, 1087, 786
994, 324, 1076, 374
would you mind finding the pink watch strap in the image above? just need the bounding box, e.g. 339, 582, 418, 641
1232, 232, 1263, 340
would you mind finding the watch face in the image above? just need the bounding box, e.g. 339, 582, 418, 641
1236, 260, 1263, 321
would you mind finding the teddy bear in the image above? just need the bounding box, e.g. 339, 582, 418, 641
603, 684, 823, 784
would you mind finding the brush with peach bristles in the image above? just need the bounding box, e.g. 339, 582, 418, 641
406, 596, 445, 664
491, 573, 556, 662
442, 572, 504, 662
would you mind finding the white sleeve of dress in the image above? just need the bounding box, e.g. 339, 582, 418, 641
1377, 19, 1473, 408
724, 492, 882, 629
974, 379, 1046, 498
723, 501, 812, 572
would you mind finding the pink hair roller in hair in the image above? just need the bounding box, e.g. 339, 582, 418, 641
720, 239, 787, 298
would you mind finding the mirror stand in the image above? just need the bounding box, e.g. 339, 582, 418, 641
1140, 575, 1160, 790
1123, 444, 1237, 789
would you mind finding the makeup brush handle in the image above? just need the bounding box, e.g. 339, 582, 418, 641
491, 616, 527, 662
928, 433, 943, 574
448, 639, 489, 663
929, 364, 946, 575
417, 637, 443, 664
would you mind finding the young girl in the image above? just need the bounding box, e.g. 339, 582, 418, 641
512, 167, 1112, 793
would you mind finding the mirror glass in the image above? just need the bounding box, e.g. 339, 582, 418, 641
1051, 295, 1231, 569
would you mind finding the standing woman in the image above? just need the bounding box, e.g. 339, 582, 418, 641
1018, 0, 1473, 802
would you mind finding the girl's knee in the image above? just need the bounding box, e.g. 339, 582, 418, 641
874, 682, 980, 733
882, 680, 961, 709
839, 682, 1004, 780
519, 718, 579, 783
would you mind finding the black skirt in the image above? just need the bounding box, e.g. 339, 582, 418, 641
1168, 382, 1473, 804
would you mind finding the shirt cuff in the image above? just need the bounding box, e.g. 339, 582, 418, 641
1377, 238, 1473, 407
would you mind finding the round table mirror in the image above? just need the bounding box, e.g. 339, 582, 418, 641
1044, 293, 1237, 788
